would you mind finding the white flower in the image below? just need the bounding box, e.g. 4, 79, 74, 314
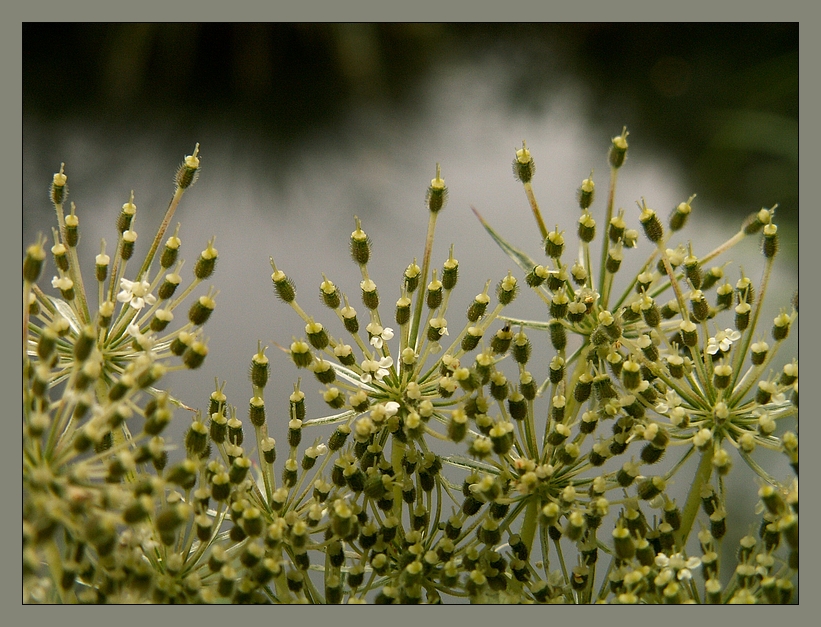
366, 322, 395, 349
126, 322, 155, 350
370, 401, 400, 425
654, 552, 701, 581
51, 275, 73, 292
655, 389, 682, 414
706, 328, 741, 355
359, 356, 393, 383
117, 278, 156, 311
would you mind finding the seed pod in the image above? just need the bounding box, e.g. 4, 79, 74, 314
513, 141, 536, 183
427, 164, 448, 213
609, 128, 629, 169
638, 199, 663, 243
577, 173, 595, 209
669, 195, 695, 232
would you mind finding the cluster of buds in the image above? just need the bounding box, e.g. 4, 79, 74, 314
463, 129, 798, 603
23, 128, 797, 604
265, 129, 797, 603
23, 146, 224, 603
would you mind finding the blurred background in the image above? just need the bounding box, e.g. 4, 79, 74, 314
24, 23, 798, 579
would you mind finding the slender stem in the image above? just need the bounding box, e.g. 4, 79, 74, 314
409, 211, 438, 351
519, 497, 539, 556
731, 255, 774, 391
598, 167, 619, 297
674, 447, 713, 550
391, 436, 406, 524
136, 185, 186, 282
700, 229, 746, 265
523, 182, 548, 240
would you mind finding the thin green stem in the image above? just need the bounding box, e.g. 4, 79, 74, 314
674, 447, 713, 550
136, 185, 186, 282
523, 181, 548, 240
598, 167, 619, 297
409, 211, 439, 351
519, 496, 539, 556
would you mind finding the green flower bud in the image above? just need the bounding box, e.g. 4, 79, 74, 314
638, 199, 663, 243
427, 164, 448, 213
176, 146, 200, 189
609, 127, 629, 169
194, 238, 218, 279
513, 141, 536, 183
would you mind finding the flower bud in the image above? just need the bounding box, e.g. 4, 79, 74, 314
669, 194, 695, 232
194, 238, 218, 279
638, 199, 663, 243
360, 278, 379, 310
544, 227, 565, 259
513, 141, 536, 183
577, 172, 595, 209
426, 271, 443, 309
609, 127, 629, 169
762, 223, 779, 259
51, 164, 68, 205
427, 164, 448, 213
496, 272, 518, 305
188, 294, 216, 326
270, 263, 296, 303
772, 312, 791, 341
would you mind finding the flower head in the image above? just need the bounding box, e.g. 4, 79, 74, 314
706, 328, 741, 355
366, 322, 395, 349
117, 278, 156, 311
655, 552, 701, 581
359, 356, 393, 384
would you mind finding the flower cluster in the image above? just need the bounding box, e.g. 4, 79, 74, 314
23, 147, 223, 603
22, 129, 797, 604
262, 129, 797, 603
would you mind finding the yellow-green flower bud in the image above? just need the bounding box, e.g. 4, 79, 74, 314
638, 199, 663, 243
51, 164, 68, 205
194, 238, 218, 279
188, 294, 216, 326
513, 141, 536, 183
609, 127, 629, 169
427, 164, 448, 213
176, 146, 200, 189
669, 194, 695, 232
